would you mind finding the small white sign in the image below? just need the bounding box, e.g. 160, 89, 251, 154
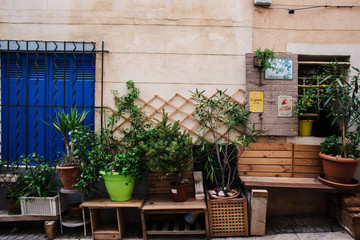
171, 188, 178, 194
278, 96, 293, 117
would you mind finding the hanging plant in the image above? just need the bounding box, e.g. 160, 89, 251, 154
255, 48, 275, 70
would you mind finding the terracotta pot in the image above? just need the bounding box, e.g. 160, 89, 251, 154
319, 152, 360, 184
170, 183, 187, 202
6, 198, 21, 215
70, 202, 82, 220
56, 165, 81, 190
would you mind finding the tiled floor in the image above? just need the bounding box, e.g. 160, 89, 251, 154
0, 214, 353, 240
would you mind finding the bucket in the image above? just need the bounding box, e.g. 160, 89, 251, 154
298, 119, 314, 136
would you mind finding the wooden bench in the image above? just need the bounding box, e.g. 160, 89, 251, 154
238, 143, 360, 236
140, 171, 209, 240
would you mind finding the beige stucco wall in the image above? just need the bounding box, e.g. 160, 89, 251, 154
0, 0, 253, 109
253, 0, 360, 52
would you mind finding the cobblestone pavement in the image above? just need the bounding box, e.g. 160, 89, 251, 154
0, 215, 353, 240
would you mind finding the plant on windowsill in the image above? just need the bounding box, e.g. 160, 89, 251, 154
191, 89, 259, 199
294, 83, 325, 136
318, 63, 360, 186
98, 80, 149, 201
44, 107, 89, 190
140, 110, 193, 202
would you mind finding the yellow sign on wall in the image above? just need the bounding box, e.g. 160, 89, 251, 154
249, 91, 264, 113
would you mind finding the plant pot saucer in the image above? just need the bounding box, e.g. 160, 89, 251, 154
208, 188, 241, 199
318, 174, 360, 190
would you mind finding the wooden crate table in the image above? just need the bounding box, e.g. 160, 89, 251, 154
141, 195, 209, 240
80, 195, 146, 240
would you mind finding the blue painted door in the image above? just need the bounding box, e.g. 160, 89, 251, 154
1, 53, 95, 163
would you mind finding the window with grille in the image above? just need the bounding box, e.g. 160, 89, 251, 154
0, 41, 101, 164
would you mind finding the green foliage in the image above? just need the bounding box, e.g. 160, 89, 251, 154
320, 135, 341, 157
101, 150, 145, 181
141, 111, 193, 185
1, 164, 27, 200
294, 83, 325, 116
320, 63, 360, 158
99, 80, 149, 180
191, 89, 259, 193
71, 125, 105, 194
43, 107, 89, 166
21, 154, 60, 197
255, 48, 275, 70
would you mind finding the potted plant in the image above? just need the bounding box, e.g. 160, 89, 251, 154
141, 110, 193, 202
191, 89, 258, 237
1, 165, 26, 215
44, 107, 88, 190
295, 82, 325, 136
318, 63, 360, 185
20, 153, 62, 216
98, 80, 149, 201
255, 48, 275, 86
192, 89, 259, 198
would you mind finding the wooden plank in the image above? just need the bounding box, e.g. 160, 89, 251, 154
293, 166, 323, 174
142, 196, 206, 211
239, 172, 292, 177
294, 144, 321, 152
240, 165, 292, 173
80, 195, 146, 209
294, 151, 321, 159
293, 173, 320, 178
294, 158, 322, 166
0, 211, 58, 222
241, 150, 292, 158
147, 172, 193, 181
240, 176, 360, 191
238, 157, 292, 165
247, 143, 293, 151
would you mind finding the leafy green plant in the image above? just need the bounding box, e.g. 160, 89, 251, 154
295, 85, 325, 116
191, 89, 259, 195
255, 48, 275, 70
44, 107, 89, 166
71, 125, 105, 194
320, 63, 360, 158
141, 111, 193, 186
21, 154, 60, 197
1, 165, 27, 200
99, 80, 149, 179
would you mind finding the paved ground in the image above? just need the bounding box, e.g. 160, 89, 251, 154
0, 215, 354, 240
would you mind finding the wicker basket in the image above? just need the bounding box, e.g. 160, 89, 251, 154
206, 190, 249, 237
20, 194, 67, 216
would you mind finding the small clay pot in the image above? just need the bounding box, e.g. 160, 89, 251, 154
70, 202, 82, 220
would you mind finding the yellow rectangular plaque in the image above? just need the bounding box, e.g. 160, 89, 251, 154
249, 91, 264, 113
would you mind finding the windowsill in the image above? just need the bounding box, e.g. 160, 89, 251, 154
286, 136, 327, 145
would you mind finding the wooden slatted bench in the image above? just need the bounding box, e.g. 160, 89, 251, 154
238, 143, 360, 236
140, 171, 209, 240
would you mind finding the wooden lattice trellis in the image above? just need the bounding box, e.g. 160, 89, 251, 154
106, 89, 246, 144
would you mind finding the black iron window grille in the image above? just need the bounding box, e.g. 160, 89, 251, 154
0, 40, 105, 165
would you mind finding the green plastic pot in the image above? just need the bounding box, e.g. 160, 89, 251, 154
100, 171, 135, 201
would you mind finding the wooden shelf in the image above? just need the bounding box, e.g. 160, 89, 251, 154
93, 223, 120, 239
146, 216, 206, 236
0, 210, 58, 222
